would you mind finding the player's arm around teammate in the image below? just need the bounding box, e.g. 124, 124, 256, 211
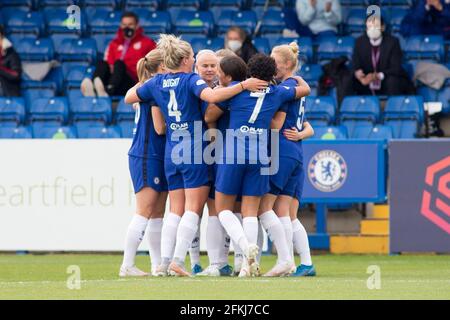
120, 49, 169, 277
124, 35, 266, 277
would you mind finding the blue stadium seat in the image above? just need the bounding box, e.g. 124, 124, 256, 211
91, 33, 115, 55
0, 0, 33, 9
380, 0, 412, 8
78, 126, 121, 139
274, 37, 313, 63
21, 65, 64, 95
252, 0, 284, 7
174, 10, 215, 36
298, 64, 323, 86
117, 120, 135, 138
84, 0, 119, 9
39, 0, 80, 8
252, 38, 271, 55
259, 9, 286, 35
44, 8, 86, 36
125, 0, 159, 11
404, 35, 445, 62
0, 97, 26, 126
210, 5, 239, 22
310, 126, 347, 140
389, 8, 408, 35
32, 125, 77, 139
305, 96, 336, 127
116, 99, 135, 122
317, 36, 355, 63
5, 10, 44, 36
209, 0, 244, 7
137, 11, 172, 35
345, 8, 366, 37
437, 86, 450, 115
383, 96, 424, 138
166, 0, 202, 9
29, 97, 70, 124
88, 10, 122, 35
352, 124, 393, 140
191, 37, 224, 53
58, 38, 97, 64
0, 126, 32, 139
22, 88, 56, 111
340, 0, 366, 7
71, 97, 112, 124
339, 96, 380, 136
64, 64, 95, 91
217, 10, 257, 35
384, 95, 424, 123
15, 37, 54, 62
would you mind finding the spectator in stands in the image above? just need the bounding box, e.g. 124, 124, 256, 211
224, 26, 258, 63
352, 16, 414, 96
81, 12, 156, 97
400, 0, 450, 39
296, 0, 342, 39
0, 25, 21, 97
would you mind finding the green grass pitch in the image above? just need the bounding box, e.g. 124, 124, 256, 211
1, 253, 449, 299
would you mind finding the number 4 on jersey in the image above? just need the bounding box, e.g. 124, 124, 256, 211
168, 89, 181, 122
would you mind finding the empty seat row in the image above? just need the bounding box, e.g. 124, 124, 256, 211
306, 95, 424, 139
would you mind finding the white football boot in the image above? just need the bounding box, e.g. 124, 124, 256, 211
119, 266, 149, 277
263, 261, 295, 277
196, 265, 221, 277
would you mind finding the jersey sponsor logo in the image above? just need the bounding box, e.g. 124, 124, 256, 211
239, 125, 264, 135
163, 78, 180, 88
170, 122, 189, 131
133, 41, 142, 50
196, 79, 206, 86
308, 150, 347, 192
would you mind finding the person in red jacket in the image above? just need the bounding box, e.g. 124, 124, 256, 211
81, 12, 156, 97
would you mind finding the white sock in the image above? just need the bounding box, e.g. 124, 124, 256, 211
147, 218, 162, 272
206, 216, 226, 266
256, 220, 264, 263
243, 217, 258, 245
173, 211, 199, 265
218, 210, 249, 257
122, 214, 149, 268
160, 212, 181, 266
279, 216, 294, 260
189, 218, 201, 268
259, 210, 291, 264
220, 234, 231, 266
232, 213, 243, 269
292, 218, 312, 266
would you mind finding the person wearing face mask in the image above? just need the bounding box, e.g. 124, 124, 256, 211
224, 26, 258, 64
81, 12, 156, 97
352, 16, 414, 96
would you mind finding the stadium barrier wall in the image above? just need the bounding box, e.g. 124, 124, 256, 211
390, 139, 450, 253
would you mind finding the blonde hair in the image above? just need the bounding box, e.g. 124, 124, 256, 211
157, 34, 192, 70
215, 48, 237, 59
271, 41, 300, 72
196, 49, 216, 61
136, 48, 164, 83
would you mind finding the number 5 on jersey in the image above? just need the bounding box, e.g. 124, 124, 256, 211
168, 89, 181, 122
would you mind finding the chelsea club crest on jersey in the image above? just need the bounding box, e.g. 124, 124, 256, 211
308, 150, 347, 192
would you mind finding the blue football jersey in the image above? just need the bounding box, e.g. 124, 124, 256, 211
278, 77, 307, 161
128, 101, 165, 160
219, 82, 296, 162
136, 72, 209, 161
